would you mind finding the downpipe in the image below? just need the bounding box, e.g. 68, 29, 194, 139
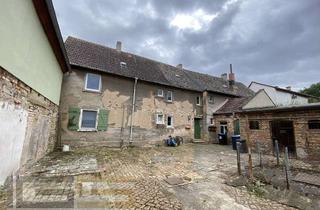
129, 77, 138, 145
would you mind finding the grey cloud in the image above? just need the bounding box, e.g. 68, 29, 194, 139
53, 0, 320, 90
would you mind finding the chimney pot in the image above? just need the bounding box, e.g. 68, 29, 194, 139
177, 64, 183, 69
116, 41, 122, 51
286, 86, 291, 91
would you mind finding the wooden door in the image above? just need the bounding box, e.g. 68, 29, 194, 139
194, 118, 201, 139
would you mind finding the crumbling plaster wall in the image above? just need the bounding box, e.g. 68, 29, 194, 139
0, 67, 58, 184
60, 69, 200, 147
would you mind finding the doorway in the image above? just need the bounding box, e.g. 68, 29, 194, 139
270, 120, 295, 154
194, 118, 202, 139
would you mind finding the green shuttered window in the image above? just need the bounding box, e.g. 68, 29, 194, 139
97, 109, 109, 131
68, 107, 80, 130
68, 107, 109, 131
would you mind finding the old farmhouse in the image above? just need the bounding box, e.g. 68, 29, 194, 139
60, 37, 253, 148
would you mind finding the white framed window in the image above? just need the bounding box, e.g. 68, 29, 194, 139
85, 73, 101, 92
196, 96, 201, 106
156, 113, 164, 124
120, 61, 127, 68
167, 115, 173, 128
157, 89, 164, 97
166, 91, 173, 102
209, 96, 214, 103
79, 109, 98, 131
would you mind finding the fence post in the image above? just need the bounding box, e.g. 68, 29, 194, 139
284, 147, 290, 189
275, 140, 280, 166
256, 141, 262, 167
248, 147, 253, 179
236, 142, 241, 175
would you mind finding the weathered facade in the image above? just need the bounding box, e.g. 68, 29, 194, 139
60, 69, 200, 147
61, 37, 253, 148
0, 67, 59, 177
239, 105, 320, 160
0, 0, 69, 184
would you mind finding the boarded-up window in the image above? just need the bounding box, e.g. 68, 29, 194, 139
68, 107, 80, 130
97, 109, 109, 131
308, 120, 320, 129
249, 120, 260, 130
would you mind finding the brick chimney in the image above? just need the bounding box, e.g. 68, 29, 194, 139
228, 64, 235, 86
116, 41, 122, 51
176, 64, 183, 69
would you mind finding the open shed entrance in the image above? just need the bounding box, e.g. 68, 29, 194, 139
270, 120, 296, 155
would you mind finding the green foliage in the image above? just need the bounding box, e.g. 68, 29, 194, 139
300, 82, 320, 102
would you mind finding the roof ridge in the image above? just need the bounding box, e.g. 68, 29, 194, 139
66, 36, 226, 82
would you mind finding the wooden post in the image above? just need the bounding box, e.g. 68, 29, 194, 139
257, 141, 262, 167
284, 147, 290, 189
275, 140, 280, 166
236, 142, 241, 175
248, 147, 253, 179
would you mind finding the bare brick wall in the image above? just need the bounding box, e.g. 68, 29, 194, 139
0, 67, 59, 169
239, 110, 320, 160
212, 114, 240, 145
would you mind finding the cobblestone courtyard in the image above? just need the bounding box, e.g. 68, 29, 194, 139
2, 144, 299, 209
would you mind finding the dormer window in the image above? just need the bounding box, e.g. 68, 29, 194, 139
120, 61, 127, 68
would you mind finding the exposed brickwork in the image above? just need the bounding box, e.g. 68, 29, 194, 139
239, 110, 320, 160
213, 114, 236, 144
0, 67, 59, 168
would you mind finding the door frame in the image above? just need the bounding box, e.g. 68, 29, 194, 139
270, 120, 296, 156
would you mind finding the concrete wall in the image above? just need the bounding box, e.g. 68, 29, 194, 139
0, 0, 63, 104
60, 69, 202, 147
250, 83, 308, 107
0, 67, 59, 184
239, 110, 320, 160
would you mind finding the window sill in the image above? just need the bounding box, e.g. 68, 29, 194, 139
167, 126, 174, 129
83, 89, 102, 94
78, 128, 97, 132
166, 100, 173, 103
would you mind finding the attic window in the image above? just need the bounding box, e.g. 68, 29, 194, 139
175, 74, 181, 77
120, 61, 127, 68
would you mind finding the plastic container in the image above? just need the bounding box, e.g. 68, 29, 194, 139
232, 135, 241, 150
218, 133, 228, 145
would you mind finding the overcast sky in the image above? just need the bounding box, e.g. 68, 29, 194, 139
53, 0, 320, 90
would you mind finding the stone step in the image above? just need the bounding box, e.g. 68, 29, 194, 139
192, 139, 206, 144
